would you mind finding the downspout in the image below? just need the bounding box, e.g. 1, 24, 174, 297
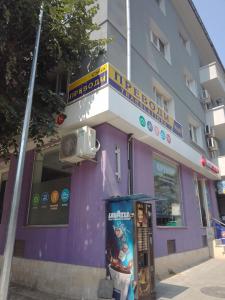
126, 0, 133, 195
126, 0, 131, 80
128, 134, 134, 195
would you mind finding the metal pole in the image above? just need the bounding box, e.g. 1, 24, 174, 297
126, 0, 131, 80
0, 4, 44, 300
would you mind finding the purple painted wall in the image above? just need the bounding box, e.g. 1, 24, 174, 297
133, 140, 217, 257
0, 124, 128, 268
0, 123, 219, 267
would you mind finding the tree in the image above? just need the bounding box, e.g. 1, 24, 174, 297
0, 0, 106, 160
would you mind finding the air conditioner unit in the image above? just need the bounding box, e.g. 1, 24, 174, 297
207, 137, 218, 151
59, 126, 100, 163
205, 125, 215, 137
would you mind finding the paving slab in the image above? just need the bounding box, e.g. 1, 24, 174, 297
8, 284, 78, 300
7, 259, 225, 300
156, 258, 225, 300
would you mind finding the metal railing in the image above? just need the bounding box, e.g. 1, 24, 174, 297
212, 217, 225, 227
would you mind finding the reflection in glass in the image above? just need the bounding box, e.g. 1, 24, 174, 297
153, 158, 182, 226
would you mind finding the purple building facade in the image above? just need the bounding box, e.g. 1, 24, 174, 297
0, 123, 219, 264
0, 0, 224, 296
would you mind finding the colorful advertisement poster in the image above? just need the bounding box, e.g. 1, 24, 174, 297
28, 177, 70, 226
106, 201, 135, 300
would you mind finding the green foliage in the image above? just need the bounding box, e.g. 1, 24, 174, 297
0, 0, 106, 160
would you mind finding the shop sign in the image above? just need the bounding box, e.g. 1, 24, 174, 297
68, 64, 108, 102
201, 156, 219, 174
68, 63, 183, 139
108, 65, 183, 138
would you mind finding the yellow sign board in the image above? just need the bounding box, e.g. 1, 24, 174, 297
68, 63, 183, 138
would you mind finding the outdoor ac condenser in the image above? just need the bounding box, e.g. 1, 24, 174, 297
59, 126, 100, 163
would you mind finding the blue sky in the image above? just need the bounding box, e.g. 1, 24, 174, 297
192, 0, 225, 68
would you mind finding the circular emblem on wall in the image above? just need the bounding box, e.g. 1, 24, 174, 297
41, 192, 49, 205
139, 115, 146, 127
160, 130, 166, 140
147, 120, 153, 132
32, 194, 40, 207
154, 126, 160, 136
51, 190, 59, 204
61, 188, 70, 203
166, 133, 171, 144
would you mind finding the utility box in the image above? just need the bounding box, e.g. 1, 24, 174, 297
105, 194, 155, 300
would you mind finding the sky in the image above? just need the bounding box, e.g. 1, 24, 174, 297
192, 0, 225, 68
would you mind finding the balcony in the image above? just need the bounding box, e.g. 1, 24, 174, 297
200, 62, 225, 99
206, 103, 225, 139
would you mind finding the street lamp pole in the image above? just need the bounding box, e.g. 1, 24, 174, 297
0, 3, 44, 300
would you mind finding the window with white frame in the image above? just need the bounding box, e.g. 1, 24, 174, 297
150, 24, 171, 63
153, 157, 183, 227
179, 32, 191, 54
152, 32, 165, 55
155, 0, 166, 15
184, 70, 197, 97
152, 80, 174, 116
153, 87, 169, 113
189, 124, 198, 144
0, 171, 8, 224
188, 117, 203, 147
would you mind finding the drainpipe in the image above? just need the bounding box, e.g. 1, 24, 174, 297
126, 0, 133, 195
128, 134, 134, 195
126, 0, 131, 80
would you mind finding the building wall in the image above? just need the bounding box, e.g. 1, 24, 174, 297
133, 139, 212, 257
0, 124, 128, 268
0, 124, 218, 267
95, 0, 210, 154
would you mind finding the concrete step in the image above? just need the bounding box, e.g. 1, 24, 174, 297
215, 238, 225, 246
213, 240, 225, 259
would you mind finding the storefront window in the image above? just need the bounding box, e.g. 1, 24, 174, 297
153, 157, 183, 226
197, 180, 207, 227
194, 176, 207, 227
27, 149, 72, 226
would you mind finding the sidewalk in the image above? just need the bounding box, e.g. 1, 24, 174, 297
156, 258, 225, 300
8, 284, 77, 300
7, 258, 225, 300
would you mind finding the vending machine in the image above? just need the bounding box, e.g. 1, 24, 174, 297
105, 194, 155, 300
